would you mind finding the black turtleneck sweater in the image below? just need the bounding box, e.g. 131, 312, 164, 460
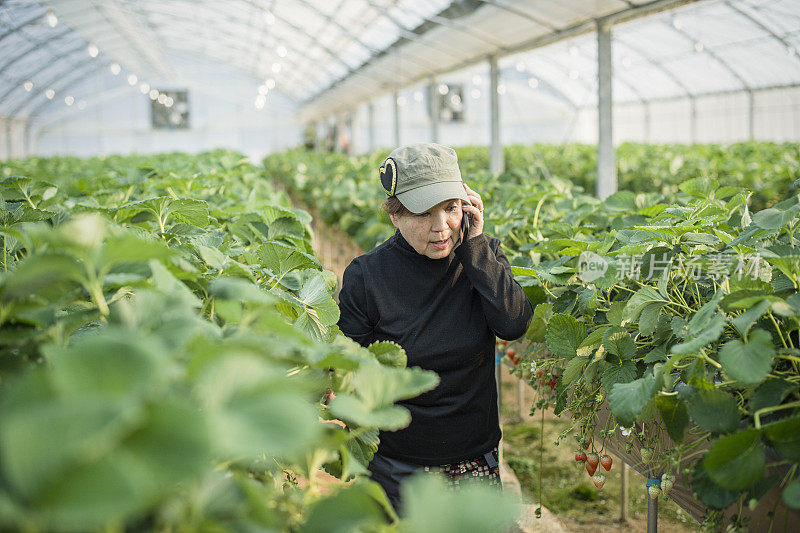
337, 230, 533, 464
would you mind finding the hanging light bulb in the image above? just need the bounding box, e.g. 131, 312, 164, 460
157, 93, 167, 104
413, 91, 423, 102
470, 88, 481, 99
164, 96, 174, 107
472, 75, 482, 85
46, 9, 58, 27
258, 84, 268, 95
694, 42, 704, 52
528, 77, 539, 88
672, 18, 683, 30
127, 74, 138, 85
263, 11, 275, 25
110, 62, 121, 75
265, 78, 276, 89
271, 62, 281, 73
149, 89, 159, 100
64, 96, 74, 106
621, 56, 632, 68
88, 43, 99, 58
23, 80, 34, 91
497, 84, 506, 95
276, 45, 287, 57
45, 88, 55, 99
396, 96, 407, 106
140, 83, 150, 94
438, 83, 449, 95
515, 61, 525, 72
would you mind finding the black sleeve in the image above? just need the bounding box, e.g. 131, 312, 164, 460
454, 234, 533, 340
337, 258, 376, 347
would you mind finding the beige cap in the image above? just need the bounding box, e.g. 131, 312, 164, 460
379, 142, 469, 213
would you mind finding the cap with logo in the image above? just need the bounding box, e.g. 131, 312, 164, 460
379, 142, 469, 213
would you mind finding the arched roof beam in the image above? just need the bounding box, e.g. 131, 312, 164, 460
0, 7, 49, 43
238, 0, 441, 83
0, 26, 72, 77
358, 0, 479, 63
403, 1, 508, 51
613, 35, 693, 98
668, 21, 752, 92
500, 67, 578, 108
724, 1, 800, 66
476, 0, 558, 30
13, 59, 105, 118
0, 41, 91, 110
142, 0, 399, 93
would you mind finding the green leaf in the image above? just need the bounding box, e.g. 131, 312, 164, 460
259, 240, 320, 279
656, 395, 689, 443
731, 299, 771, 338
606, 301, 626, 327
576, 326, 608, 357
169, 198, 209, 227
353, 362, 439, 410
292, 273, 340, 341
600, 360, 637, 394
680, 177, 718, 198
670, 313, 725, 355
562, 356, 589, 386
704, 429, 765, 491
763, 417, 800, 463
400, 473, 519, 533
638, 302, 664, 337
609, 374, 656, 428
367, 341, 407, 368
643, 344, 668, 363
719, 329, 775, 386
622, 286, 665, 326
691, 458, 739, 510
301, 478, 394, 533
749, 379, 797, 414
752, 208, 794, 230
327, 393, 411, 430
601, 326, 635, 361
545, 314, 587, 358
681, 387, 740, 434
783, 479, 800, 510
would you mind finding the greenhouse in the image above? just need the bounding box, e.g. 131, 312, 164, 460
1, 0, 799, 532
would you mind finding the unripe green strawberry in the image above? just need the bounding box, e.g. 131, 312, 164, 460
593, 473, 606, 489
648, 485, 661, 499
661, 473, 674, 494
640, 447, 653, 464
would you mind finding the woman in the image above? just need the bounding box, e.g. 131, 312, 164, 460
337, 142, 533, 514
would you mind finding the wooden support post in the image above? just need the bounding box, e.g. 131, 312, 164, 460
620, 458, 629, 523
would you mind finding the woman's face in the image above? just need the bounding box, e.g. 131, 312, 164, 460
390, 198, 464, 259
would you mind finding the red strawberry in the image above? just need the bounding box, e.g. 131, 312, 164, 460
586, 453, 599, 470
506, 348, 516, 358
578, 451, 587, 462
586, 461, 597, 476
600, 455, 612, 471
593, 473, 606, 489
575, 451, 586, 462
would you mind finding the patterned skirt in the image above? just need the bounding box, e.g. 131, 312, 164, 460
422, 446, 502, 490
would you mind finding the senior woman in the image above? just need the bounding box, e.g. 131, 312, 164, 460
337, 142, 533, 514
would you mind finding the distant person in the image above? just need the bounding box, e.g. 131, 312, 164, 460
337, 142, 533, 514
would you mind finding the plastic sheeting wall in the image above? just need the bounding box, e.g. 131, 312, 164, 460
0, 117, 28, 160
28, 55, 301, 162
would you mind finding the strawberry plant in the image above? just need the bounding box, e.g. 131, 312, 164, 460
0, 151, 518, 532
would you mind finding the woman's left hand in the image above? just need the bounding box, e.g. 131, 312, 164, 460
462, 182, 484, 240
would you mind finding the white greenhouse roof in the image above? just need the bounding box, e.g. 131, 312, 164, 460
0, 0, 799, 122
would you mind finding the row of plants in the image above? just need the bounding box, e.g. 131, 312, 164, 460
268, 144, 800, 531
263, 142, 799, 252
0, 151, 517, 532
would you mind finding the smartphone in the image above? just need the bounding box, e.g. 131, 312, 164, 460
461, 210, 470, 238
